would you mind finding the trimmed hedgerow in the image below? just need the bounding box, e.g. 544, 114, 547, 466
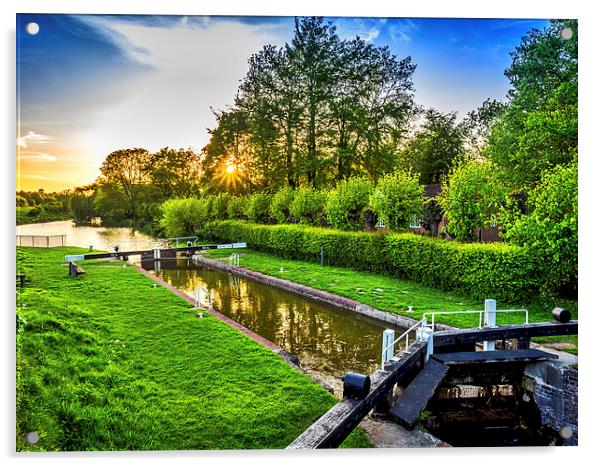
204, 220, 543, 302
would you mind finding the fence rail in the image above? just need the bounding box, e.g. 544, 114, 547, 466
16, 234, 66, 247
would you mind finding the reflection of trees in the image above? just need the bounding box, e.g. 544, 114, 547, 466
152, 262, 396, 375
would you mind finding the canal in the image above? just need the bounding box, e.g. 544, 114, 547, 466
17, 221, 402, 394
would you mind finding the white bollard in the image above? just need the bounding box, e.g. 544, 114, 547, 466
153, 248, 161, 260
483, 299, 496, 351
416, 327, 434, 361
382, 329, 395, 368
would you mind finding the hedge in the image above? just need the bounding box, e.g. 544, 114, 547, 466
203, 220, 543, 302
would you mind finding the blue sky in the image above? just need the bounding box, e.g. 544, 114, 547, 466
16, 14, 549, 191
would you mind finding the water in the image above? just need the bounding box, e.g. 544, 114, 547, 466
16, 220, 154, 252
141, 258, 399, 391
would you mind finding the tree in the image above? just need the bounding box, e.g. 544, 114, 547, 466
16, 195, 28, 207
290, 187, 327, 226
325, 177, 373, 231
462, 99, 507, 157
368, 169, 423, 231
269, 186, 296, 223
160, 198, 205, 237
146, 147, 203, 199
71, 194, 96, 224
503, 162, 577, 296
98, 148, 153, 220
486, 19, 577, 186
438, 160, 506, 241
403, 109, 467, 184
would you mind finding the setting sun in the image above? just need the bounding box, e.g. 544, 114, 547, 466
226, 163, 236, 174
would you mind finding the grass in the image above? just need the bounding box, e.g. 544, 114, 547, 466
16, 247, 371, 451
203, 248, 578, 353
17, 207, 72, 225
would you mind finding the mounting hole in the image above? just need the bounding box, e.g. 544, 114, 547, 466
25, 22, 40, 36
559, 426, 573, 439
560, 27, 573, 40
26, 431, 40, 444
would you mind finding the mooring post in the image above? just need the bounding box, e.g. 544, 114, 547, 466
381, 329, 395, 369
153, 248, 161, 260
483, 299, 497, 351
320, 246, 324, 266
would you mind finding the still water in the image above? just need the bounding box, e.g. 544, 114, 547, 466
142, 258, 398, 390
16, 220, 154, 251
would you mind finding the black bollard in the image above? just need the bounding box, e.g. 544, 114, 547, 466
552, 307, 571, 323
342, 372, 371, 399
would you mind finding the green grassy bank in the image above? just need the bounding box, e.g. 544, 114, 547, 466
203, 248, 578, 354
17, 207, 72, 225
16, 247, 370, 451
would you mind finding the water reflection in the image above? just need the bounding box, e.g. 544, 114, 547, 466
16, 220, 153, 252
143, 258, 400, 380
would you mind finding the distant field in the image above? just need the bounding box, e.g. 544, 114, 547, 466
16, 247, 370, 451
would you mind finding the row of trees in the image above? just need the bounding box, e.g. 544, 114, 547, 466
160, 170, 424, 237
202, 17, 494, 192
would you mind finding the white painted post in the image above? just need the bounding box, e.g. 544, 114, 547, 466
417, 327, 434, 361
483, 299, 496, 351
153, 248, 161, 260
382, 329, 395, 369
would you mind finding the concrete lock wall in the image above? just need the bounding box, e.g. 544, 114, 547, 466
522, 362, 578, 445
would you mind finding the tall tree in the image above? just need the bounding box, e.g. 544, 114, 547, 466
146, 147, 204, 199
98, 148, 152, 220
486, 19, 578, 186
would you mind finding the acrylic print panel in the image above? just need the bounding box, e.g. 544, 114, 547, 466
16, 13, 578, 451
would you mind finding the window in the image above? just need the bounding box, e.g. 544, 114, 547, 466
409, 215, 421, 228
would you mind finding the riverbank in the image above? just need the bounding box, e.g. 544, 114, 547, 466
16, 207, 72, 225
202, 248, 578, 354
16, 247, 370, 451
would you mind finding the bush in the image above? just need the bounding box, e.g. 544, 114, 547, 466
269, 186, 296, 224
205, 220, 543, 302
210, 193, 232, 221
504, 162, 577, 296
227, 197, 248, 220
325, 177, 374, 231
290, 187, 327, 226
159, 198, 205, 237
439, 160, 507, 241
16, 195, 28, 207
369, 170, 423, 231
245, 193, 273, 224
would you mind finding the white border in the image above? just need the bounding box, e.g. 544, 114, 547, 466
3, 1, 600, 466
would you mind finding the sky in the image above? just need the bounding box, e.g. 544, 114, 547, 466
16, 14, 550, 192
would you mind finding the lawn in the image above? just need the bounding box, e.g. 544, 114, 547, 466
16, 247, 370, 451
17, 207, 72, 225
203, 248, 578, 353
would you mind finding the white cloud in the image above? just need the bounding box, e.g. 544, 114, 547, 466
74, 16, 289, 160
388, 19, 418, 45
17, 130, 54, 148
18, 152, 58, 162
334, 18, 386, 43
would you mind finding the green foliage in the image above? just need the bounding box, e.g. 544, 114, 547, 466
210, 193, 232, 221
368, 170, 423, 231
159, 198, 204, 237
227, 196, 248, 220
403, 109, 467, 184
290, 187, 327, 226
71, 194, 96, 224
439, 160, 507, 241
205, 220, 543, 301
504, 162, 577, 296
325, 177, 374, 231
245, 193, 273, 224
17, 247, 355, 451
16, 195, 28, 207
486, 20, 577, 186
269, 186, 296, 224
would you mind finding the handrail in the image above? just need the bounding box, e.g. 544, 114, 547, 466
381, 318, 426, 370
422, 309, 529, 331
